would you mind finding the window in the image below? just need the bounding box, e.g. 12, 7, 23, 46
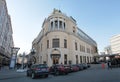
73, 27, 75, 33
75, 42, 77, 50
64, 39, 67, 48
52, 38, 59, 48
64, 54, 67, 64
51, 22, 53, 29
55, 20, 58, 28
64, 22, 65, 29
80, 45, 82, 51
87, 48, 90, 53
47, 40, 49, 48
80, 56, 82, 63
59, 21, 62, 29
76, 55, 78, 64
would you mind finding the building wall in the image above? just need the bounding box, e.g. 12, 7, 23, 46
104, 46, 112, 55
110, 34, 120, 54
32, 9, 98, 66
0, 0, 14, 65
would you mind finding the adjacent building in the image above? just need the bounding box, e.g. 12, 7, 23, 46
104, 46, 112, 55
32, 9, 98, 66
110, 34, 120, 54
0, 0, 14, 65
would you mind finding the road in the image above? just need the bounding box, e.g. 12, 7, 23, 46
0, 64, 120, 82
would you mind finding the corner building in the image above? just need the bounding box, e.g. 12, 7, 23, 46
32, 9, 98, 66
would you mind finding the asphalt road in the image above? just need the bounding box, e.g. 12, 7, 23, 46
0, 64, 120, 82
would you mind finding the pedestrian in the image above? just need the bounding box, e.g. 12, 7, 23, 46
107, 61, 112, 69
101, 62, 105, 69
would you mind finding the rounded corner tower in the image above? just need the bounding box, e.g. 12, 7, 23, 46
32, 9, 98, 66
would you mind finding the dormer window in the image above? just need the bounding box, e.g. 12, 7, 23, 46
50, 18, 66, 31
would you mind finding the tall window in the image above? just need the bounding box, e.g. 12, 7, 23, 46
75, 42, 77, 50
64, 22, 65, 29
51, 22, 53, 29
52, 38, 59, 48
59, 21, 62, 29
64, 39, 67, 48
87, 48, 90, 53
80, 56, 82, 63
76, 55, 78, 64
47, 40, 49, 48
55, 20, 58, 28
64, 54, 67, 64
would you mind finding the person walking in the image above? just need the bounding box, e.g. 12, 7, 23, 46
107, 61, 112, 69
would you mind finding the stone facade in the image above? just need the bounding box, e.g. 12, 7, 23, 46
110, 34, 120, 54
0, 0, 14, 65
32, 9, 98, 66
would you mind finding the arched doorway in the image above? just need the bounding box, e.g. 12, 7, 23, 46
50, 49, 61, 64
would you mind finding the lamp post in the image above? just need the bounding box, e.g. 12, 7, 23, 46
9, 47, 20, 69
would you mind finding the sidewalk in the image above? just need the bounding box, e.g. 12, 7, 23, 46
0, 66, 26, 80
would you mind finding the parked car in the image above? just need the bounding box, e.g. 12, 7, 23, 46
70, 64, 79, 72
76, 64, 84, 70
80, 63, 88, 69
64, 65, 72, 73
26, 64, 49, 79
49, 64, 68, 75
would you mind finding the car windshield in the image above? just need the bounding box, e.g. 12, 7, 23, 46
37, 64, 48, 68
32, 64, 48, 68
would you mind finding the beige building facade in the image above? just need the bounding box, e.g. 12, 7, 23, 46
110, 34, 120, 54
32, 9, 98, 66
0, 0, 14, 65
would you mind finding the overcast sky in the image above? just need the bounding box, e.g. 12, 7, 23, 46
6, 0, 120, 54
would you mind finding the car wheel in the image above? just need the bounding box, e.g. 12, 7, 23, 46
31, 73, 35, 79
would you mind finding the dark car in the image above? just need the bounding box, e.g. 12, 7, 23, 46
26, 64, 49, 79
49, 64, 68, 75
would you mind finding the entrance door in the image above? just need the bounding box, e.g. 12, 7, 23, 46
53, 57, 59, 64
51, 54, 60, 64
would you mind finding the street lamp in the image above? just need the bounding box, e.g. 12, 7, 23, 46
9, 47, 20, 69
